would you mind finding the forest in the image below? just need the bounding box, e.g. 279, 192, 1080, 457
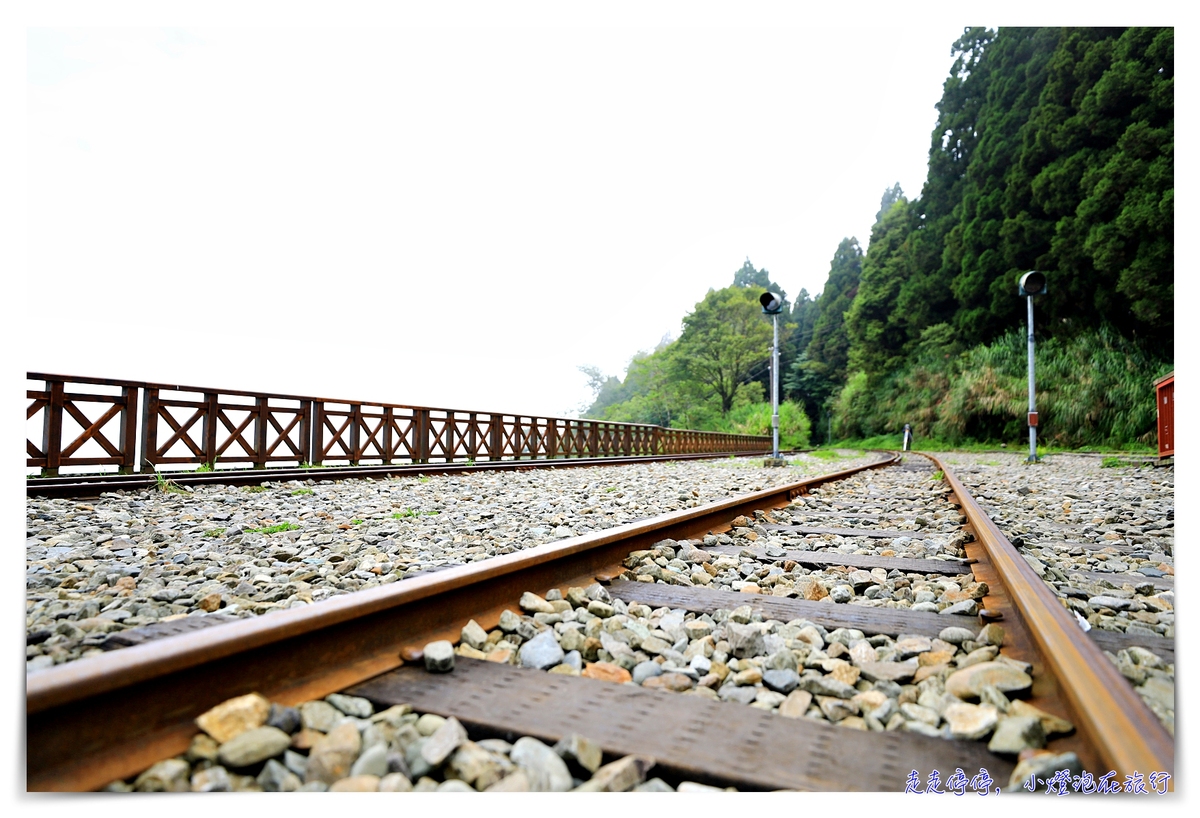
580, 27, 1173, 451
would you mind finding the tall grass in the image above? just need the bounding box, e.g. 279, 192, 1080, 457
718, 401, 812, 449
833, 327, 1169, 448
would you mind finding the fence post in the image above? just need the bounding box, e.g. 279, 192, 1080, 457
467, 413, 479, 461
382, 407, 394, 465
546, 418, 558, 459
415, 409, 430, 464
349, 404, 362, 466
140, 387, 159, 472
253, 397, 268, 469
202, 392, 219, 469
489, 415, 501, 461
41, 379, 64, 477
119, 386, 139, 474
299, 400, 313, 466
311, 401, 325, 466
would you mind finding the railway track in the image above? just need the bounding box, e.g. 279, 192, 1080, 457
24, 451, 771, 500
26, 452, 1174, 792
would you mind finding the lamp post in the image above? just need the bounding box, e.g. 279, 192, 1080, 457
1017, 271, 1047, 462
760, 291, 784, 465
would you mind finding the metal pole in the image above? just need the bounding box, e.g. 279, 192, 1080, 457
771, 313, 780, 460
1027, 295, 1037, 462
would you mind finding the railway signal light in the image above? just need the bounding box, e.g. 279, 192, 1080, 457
1018, 271, 1047, 297
1017, 271, 1047, 462
760, 291, 784, 465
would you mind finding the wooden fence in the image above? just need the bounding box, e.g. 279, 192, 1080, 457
27, 373, 770, 476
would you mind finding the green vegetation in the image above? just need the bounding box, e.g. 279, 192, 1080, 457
578, 27, 1171, 453
204, 528, 226, 537
807, 449, 848, 460
153, 471, 188, 495
931, 470, 945, 482
195, 463, 214, 473
245, 522, 301, 534
244, 485, 268, 493
392, 509, 439, 519
832, 327, 1168, 448
291, 488, 314, 496
351, 519, 364, 525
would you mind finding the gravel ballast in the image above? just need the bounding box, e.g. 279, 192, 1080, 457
26, 452, 880, 670
41, 449, 1172, 791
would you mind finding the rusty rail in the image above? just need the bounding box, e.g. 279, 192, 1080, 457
26, 454, 898, 791
925, 452, 1174, 781
27, 373, 769, 476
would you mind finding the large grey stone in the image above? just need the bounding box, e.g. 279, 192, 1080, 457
572, 755, 654, 792
299, 700, 342, 732
987, 715, 1046, 754
510, 737, 572, 792
725, 622, 765, 658
553, 733, 603, 774
519, 630, 565, 670
424, 640, 455, 672
445, 741, 509, 790
762, 668, 800, 694
461, 619, 489, 651
797, 674, 857, 699
326, 693, 373, 718
718, 684, 759, 704
943, 702, 999, 740
306, 722, 362, 784
422, 716, 469, 766
350, 742, 389, 777
632, 660, 664, 685
218, 726, 292, 768
257, 758, 301, 792
945, 662, 1032, 699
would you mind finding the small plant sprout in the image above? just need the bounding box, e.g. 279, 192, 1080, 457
245, 522, 302, 535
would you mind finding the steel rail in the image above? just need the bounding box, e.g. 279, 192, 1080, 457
25, 450, 775, 499
26, 453, 898, 791
925, 452, 1174, 781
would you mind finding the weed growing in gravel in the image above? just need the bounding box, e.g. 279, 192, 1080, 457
153, 471, 189, 495
931, 470, 945, 482
809, 449, 845, 460
392, 508, 438, 519
351, 519, 364, 525
291, 488, 314, 496
1101, 457, 1136, 468
245, 522, 301, 534
204, 528, 226, 538
244, 485, 268, 493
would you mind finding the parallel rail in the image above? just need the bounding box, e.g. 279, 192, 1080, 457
925, 453, 1174, 780
25, 451, 771, 499
25, 452, 1174, 791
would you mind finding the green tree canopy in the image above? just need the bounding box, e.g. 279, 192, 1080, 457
802, 236, 863, 395
674, 285, 775, 413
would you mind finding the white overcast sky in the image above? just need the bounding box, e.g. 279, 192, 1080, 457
18, 2, 1184, 421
